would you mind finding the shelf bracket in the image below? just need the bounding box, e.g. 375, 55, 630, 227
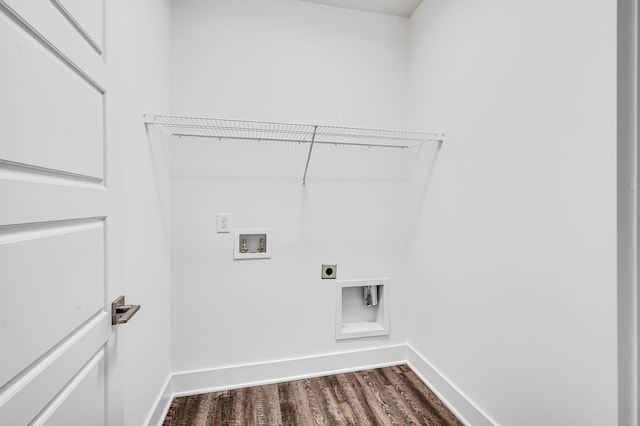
302, 125, 318, 185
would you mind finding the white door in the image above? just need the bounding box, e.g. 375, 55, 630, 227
0, 0, 126, 424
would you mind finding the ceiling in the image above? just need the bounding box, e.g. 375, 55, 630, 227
298, 0, 423, 18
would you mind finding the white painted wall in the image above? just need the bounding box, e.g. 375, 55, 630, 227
407, 1, 618, 425
170, 0, 415, 373
162, 1, 620, 423
106, 1, 172, 425
171, 0, 408, 128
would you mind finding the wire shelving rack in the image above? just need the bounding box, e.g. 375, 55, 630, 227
144, 114, 444, 184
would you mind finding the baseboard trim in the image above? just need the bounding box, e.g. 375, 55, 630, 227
147, 344, 494, 426
171, 344, 407, 398
406, 344, 496, 426
147, 345, 406, 425
145, 373, 173, 426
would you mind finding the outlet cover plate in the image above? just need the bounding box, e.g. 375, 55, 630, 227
216, 213, 230, 233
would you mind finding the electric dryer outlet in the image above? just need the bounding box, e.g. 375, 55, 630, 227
322, 264, 337, 279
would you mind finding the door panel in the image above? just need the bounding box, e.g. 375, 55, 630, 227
0, 219, 104, 386
0, 11, 104, 179
37, 349, 106, 426
0, 313, 109, 426
53, 0, 104, 52
0, 178, 106, 226
0, 0, 106, 86
0, 0, 118, 424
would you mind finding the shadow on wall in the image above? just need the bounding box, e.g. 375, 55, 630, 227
146, 125, 172, 241
407, 141, 443, 231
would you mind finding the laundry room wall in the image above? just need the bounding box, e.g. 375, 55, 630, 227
169, 0, 417, 374
107, 0, 173, 424
407, 1, 618, 425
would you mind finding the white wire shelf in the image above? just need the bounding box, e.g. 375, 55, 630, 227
144, 114, 444, 184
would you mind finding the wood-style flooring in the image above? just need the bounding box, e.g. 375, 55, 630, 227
163, 364, 463, 425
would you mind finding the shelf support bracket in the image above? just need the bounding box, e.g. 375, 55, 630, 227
302, 125, 318, 185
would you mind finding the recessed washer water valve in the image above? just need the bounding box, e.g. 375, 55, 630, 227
322, 264, 337, 279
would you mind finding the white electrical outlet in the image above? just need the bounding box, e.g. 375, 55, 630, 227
216, 213, 230, 233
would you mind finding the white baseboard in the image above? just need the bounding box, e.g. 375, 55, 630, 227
406, 344, 496, 426
171, 344, 407, 397
144, 373, 173, 426
147, 345, 406, 425
147, 344, 494, 426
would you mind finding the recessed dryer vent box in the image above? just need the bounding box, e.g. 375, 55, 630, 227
336, 278, 389, 340
234, 229, 271, 259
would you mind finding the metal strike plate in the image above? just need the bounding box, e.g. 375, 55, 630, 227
112, 295, 141, 325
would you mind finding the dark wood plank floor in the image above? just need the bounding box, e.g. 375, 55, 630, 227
163, 364, 463, 425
